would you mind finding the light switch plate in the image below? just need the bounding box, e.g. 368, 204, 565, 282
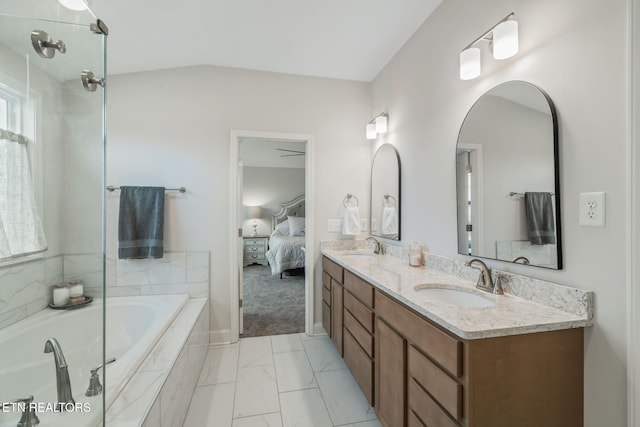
328, 219, 342, 232
579, 192, 606, 227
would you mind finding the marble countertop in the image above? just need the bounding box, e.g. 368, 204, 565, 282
322, 249, 591, 340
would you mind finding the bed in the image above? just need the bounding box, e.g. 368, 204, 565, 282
265, 194, 306, 277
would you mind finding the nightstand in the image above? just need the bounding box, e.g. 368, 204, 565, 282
243, 235, 269, 266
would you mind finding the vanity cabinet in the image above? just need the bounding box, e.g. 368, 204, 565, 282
321, 255, 584, 427
343, 270, 375, 405
375, 289, 583, 427
322, 257, 344, 355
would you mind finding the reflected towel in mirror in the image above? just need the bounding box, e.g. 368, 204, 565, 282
381, 206, 398, 235
524, 192, 555, 245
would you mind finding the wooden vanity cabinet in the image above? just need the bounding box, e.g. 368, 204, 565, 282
375, 289, 584, 427
343, 270, 375, 404
321, 271, 331, 337
322, 257, 344, 355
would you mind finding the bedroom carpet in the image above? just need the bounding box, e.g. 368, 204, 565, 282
242, 264, 305, 337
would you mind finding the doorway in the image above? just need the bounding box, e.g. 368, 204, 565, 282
229, 130, 315, 342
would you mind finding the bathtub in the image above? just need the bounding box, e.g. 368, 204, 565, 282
0, 294, 189, 427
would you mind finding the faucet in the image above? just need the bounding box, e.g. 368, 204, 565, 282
511, 256, 530, 265
10, 395, 39, 427
85, 357, 116, 396
464, 258, 503, 295
366, 236, 384, 255
43, 338, 75, 410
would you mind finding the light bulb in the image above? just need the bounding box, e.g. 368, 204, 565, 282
59, 0, 88, 11
366, 123, 377, 140
375, 115, 388, 133
493, 20, 518, 60
460, 47, 481, 80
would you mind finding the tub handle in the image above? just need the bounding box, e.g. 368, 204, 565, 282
8, 395, 40, 427
85, 357, 116, 397
91, 357, 116, 375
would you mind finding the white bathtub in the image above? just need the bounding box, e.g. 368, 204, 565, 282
0, 294, 189, 427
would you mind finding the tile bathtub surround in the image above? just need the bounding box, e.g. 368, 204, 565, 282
69, 251, 210, 298
0, 255, 63, 329
183, 333, 382, 427
106, 297, 209, 427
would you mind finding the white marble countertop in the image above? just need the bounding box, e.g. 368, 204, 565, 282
322, 249, 591, 340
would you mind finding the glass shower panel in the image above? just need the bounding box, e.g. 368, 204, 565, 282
0, 3, 105, 427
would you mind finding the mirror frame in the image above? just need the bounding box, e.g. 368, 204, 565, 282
455, 80, 562, 269
370, 143, 402, 240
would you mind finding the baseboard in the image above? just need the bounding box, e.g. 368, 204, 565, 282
209, 329, 233, 345
312, 321, 329, 336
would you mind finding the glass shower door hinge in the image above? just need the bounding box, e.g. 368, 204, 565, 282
81, 70, 105, 92
90, 20, 109, 36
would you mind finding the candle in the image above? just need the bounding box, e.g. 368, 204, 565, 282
53, 284, 70, 306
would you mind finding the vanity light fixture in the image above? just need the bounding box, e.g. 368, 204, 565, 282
59, 0, 89, 11
459, 12, 518, 80
366, 112, 389, 140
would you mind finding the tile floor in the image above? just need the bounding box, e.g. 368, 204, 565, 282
183, 333, 382, 427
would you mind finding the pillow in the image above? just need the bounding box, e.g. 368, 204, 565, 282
275, 219, 290, 235
288, 216, 306, 236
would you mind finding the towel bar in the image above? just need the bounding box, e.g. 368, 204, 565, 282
106, 186, 186, 193
343, 194, 359, 208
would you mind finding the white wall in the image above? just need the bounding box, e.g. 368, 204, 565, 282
370, 0, 627, 425
242, 166, 305, 236
106, 65, 371, 339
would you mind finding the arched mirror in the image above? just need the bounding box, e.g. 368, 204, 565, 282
371, 143, 401, 240
456, 81, 562, 269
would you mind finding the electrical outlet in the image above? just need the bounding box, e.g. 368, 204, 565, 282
579, 192, 606, 227
328, 219, 342, 232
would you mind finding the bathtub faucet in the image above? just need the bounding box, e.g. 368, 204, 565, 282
43, 338, 75, 410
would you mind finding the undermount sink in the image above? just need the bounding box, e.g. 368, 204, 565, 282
413, 285, 495, 308
340, 252, 376, 259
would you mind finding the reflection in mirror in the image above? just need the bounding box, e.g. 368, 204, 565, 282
456, 81, 562, 269
371, 143, 401, 240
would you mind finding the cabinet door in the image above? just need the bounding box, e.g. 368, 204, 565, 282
375, 318, 406, 427
331, 279, 344, 355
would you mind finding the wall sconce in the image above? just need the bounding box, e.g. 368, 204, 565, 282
366, 112, 389, 140
459, 12, 518, 80
245, 205, 263, 236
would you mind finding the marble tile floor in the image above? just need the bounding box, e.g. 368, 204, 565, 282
183, 333, 381, 427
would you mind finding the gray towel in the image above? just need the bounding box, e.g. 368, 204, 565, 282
118, 186, 165, 259
524, 192, 556, 245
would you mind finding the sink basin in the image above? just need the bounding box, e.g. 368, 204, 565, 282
340, 252, 376, 259
413, 285, 495, 308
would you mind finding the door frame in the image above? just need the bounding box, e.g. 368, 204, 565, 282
229, 130, 315, 342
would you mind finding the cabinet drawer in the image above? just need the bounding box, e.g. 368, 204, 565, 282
344, 270, 373, 308
322, 285, 331, 305
409, 345, 462, 420
322, 301, 331, 336
344, 290, 374, 333
244, 245, 265, 253
344, 330, 373, 404
323, 257, 343, 283
322, 271, 331, 289
244, 253, 265, 262
344, 309, 373, 358
408, 410, 427, 427
244, 238, 266, 247
376, 290, 462, 377
409, 378, 459, 427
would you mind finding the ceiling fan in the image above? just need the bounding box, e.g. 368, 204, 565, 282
277, 148, 305, 158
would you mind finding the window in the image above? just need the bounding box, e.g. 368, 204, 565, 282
0, 83, 24, 134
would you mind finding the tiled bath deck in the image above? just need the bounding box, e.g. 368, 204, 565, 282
184, 333, 382, 427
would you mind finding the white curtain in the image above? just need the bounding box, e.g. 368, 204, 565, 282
0, 131, 47, 259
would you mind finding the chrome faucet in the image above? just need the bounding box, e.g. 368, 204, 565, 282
366, 236, 383, 255
43, 338, 75, 409
464, 258, 503, 295
511, 256, 530, 265
85, 357, 116, 396
11, 395, 39, 427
